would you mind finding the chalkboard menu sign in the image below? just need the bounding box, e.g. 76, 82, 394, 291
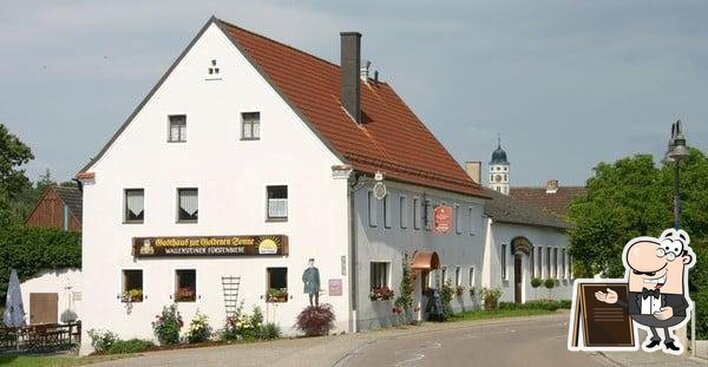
569, 283, 635, 348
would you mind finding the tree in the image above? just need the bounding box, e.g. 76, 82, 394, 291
568, 147, 708, 278
0, 124, 34, 226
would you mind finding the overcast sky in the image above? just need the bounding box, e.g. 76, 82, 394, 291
2, 0, 707, 186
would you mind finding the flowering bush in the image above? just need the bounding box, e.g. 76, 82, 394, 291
175, 287, 195, 302
186, 310, 211, 344
295, 304, 336, 337
394, 256, 414, 316
152, 304, 184, 345
87, 329, 118, 353
455, 285, 465, 297
369, 286, 395, 301
222, 305, 265, 341
440, 281, 455, 319
480, 287, 503, 310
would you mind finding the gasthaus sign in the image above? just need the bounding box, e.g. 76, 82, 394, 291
132, 235, 288, 257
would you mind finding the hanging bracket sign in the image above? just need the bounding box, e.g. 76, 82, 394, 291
433, 205, 452, 233
132, 235, 288, 257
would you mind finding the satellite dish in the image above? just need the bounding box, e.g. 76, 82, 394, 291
373, 182, 387, 200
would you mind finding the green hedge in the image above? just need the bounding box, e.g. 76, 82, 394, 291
499, 300, 572, 311
694, 291, 708, 340
0, 225, 81, 303
107, 339, 155, 354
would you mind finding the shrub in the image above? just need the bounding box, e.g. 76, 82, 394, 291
222, 304, 266, 341
107, 339, 155, 354
187, 311, 211, 344
531, 278, 543, 288
152, 304, 183, 345
499, 300, 560, 311
0, 226, 81, 301
295, 304, 336, 337
87, 329, 118, 353
498, 302, 517, 310
558, 299, 572, 309
455, 285, 465, 297
259, 322, 281, 340
543, 279, 556, 289
393, 256, 415, 317
480, 288, 503, 310
694, 290, 708, 340
440, 281, 455, 319
468, 287, 476, 297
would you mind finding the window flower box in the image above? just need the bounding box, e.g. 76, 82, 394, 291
121, 289, 143, 303
369, 286, 395, 301
267, 288, 288, 303
175, 287, 196, 302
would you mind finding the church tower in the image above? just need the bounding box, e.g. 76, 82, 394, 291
489, 136, 510, 194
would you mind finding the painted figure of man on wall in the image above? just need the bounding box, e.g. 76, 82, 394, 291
302, 258, 320, 306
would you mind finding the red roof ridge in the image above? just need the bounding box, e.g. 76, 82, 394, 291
346, 153, 477, 187
216, 18, 345, 73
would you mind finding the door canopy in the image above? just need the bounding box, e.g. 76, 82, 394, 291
411, 250, 441, 270
511, 237, 533, 256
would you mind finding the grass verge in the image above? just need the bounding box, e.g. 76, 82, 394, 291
0, 354, 131, 367
448, 308, 555, 322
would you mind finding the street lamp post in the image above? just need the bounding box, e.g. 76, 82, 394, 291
663, 119, 693, 356
664, 120, 690, 229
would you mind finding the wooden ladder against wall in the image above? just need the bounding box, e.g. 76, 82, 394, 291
221, 276, 241, 318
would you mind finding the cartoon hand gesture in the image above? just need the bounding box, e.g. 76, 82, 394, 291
595, 288, 618, 304
654, 307, 674, 320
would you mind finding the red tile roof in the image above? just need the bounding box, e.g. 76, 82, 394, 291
217, 19, 488, 198
510, 186, 587, 217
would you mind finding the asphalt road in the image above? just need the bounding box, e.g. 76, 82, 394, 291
345, 316, 606, 367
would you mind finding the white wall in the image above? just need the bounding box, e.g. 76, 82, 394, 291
80, 23, 349, 354
20, 268, 82, 324
482, 220, 572, 304
354, 181, 487, 329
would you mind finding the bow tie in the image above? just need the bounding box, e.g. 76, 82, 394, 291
642, 287, 661, 300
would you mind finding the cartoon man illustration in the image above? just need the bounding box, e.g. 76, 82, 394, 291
595, 228, 696, 354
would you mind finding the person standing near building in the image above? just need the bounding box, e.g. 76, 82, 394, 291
302, 258, 320, 306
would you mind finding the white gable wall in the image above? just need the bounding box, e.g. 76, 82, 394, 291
80, 23, 348, 353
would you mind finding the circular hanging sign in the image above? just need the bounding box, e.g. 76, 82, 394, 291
373, 182, 387, 200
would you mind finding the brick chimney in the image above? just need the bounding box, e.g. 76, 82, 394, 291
340, 32, 362, 123
545, 179, 559, 194
465, 161, 482, 184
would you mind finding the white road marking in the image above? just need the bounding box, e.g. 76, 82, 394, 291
394, 353, 425, 366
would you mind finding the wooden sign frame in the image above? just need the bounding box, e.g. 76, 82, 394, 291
569, 282, 636, 351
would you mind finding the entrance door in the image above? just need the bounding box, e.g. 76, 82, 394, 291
514, 255, 523, 304
30, 293, 58, 325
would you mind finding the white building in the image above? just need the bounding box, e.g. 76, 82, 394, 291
19, 268, 82, 325
467, 143, 573, 304
481, 190, 572, 303
76, 17, 489, 354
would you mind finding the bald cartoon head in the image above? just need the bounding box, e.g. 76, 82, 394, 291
624, 229, 695, 295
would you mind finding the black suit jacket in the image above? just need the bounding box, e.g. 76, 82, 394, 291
616, 291, 689, 316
